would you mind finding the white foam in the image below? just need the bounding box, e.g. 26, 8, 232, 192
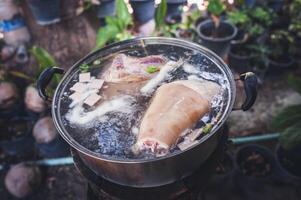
66, 95, 135, 127
140, 60, 182, 94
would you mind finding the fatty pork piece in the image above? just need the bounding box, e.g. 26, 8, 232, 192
102, 54, 166, 82
136, 80, 221, 155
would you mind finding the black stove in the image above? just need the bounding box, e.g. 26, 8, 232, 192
72, 131, 228, 200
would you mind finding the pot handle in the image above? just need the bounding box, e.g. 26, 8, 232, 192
37, 67, 65, 102
233, 72, 258, 111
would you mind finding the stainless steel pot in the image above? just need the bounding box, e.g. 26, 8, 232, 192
37, 37, 258, 187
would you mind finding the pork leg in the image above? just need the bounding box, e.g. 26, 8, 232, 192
137, 80, 221, 153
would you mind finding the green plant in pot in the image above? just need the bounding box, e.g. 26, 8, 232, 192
227, 7, 265, 74
95, 0, 133, 49
196, 0, 237, 58
273, 75, 301, 179
153, 0, 182, 38
247, 44, 270, 83
227, 8, 250, 44
172, 8, 200, 41
266, 30, 295, 76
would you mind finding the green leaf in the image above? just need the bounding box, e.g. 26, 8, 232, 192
146, 66, 159, 73
203, 124, 213, 134
30, 46, 56, 75
227, 10, 249, 26
279, 123, 301, 151
30, 46, 60, 85
287, 74, 301, 95
115, 0, 132, 29
272, 105, 301, 131
155, 0, 167, 30
9, 71, 35, 82
79, 63, 90, 73
95, 24, 119, 49
207, 0, 225, 16
115, 30, 133, 41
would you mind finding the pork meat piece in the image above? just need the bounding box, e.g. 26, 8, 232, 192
136, 80, 221, 154
102, 54, 166, 83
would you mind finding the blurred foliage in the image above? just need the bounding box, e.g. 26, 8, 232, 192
95, 0, 133, 49
251, 7, 274, 26
30, 46, 60, 86
288, 0, 301, 37
76, 0, 100, 16
248, 44, 270, 69
227, 9, 250, 27
207, 0, 225, 16
155, 0, 167, 31
268, 29, 295, 58
273, 75, 301, 151
227, 6, 274, 39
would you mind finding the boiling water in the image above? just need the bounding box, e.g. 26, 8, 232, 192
60, 50, 230, 160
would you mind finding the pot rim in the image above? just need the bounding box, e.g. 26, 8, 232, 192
268, 56, 295, 68
196, 19, 238, 42
52, 37, 236, 164
234, 144, 277, 179
228, 46, 255, 60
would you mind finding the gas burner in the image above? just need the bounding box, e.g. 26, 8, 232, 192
72, 130, 228, 200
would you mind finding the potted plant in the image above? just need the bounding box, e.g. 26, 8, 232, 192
272, 75, 301, 181
228, 44, 253, 74
266, 30, 295, 76
26, 0, 61, 26
227, 6, 274, 74
172, 7, 200, 41
234, 144, 277, 181
227, 8, 250, 44
95, 0, 133, 49
247, 44, 270, 83
196, 0, 237, 58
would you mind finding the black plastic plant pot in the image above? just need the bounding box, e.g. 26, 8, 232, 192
166, 0, 187, 24
275, 144, 301, 182
228, 45, 252, 74
0, 116, 35, 156
230, 29, 247, 45
235, 144, 277, 181
265, 56, 295, 76
27, 0, 61, 26
196, 19, 237, 58
96, 0, 116, 19
214, 151, 235, 177
130, 0, 155, 24
36, 136, 70, 158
